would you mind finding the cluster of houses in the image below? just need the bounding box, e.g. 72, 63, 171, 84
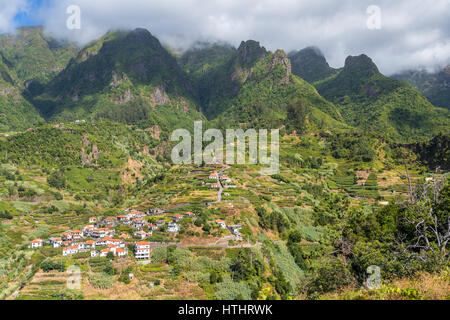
207, 171, 235, 189
29, 208, 198, 260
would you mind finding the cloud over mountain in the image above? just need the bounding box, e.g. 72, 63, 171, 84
2, 0, 450, 74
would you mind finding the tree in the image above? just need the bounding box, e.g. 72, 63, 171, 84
286, 98, 309, 134
397, 177, 449, 266
47, 169, 66, 189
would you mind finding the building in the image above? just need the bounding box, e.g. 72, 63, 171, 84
116, 248, 128, 258
90, 250, 99, 257
184, 212, 195, 218
84, 240, 96, 249
50, 238, 62, 248
132, 218, 147, 229
156, 220, 165, 227
89, 217, 97, 223
148, 208, 165, 215
209, 171, 218, 180
63, 246, 79, 256
221, 175, 232, 183
172, 214, 184, 222
134, 242, 151, 260
134, 231, 152, 240
215, 220, 227, 229
100, 249, 110, 258
30, 239, 43, 248
71, 230, 83, 240
91, 228, 108, 238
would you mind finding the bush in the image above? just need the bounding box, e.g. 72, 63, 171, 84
88, 272, 114, 289
41, 258, 65, 272
214, 277, 252, 300
53, 289, 84, 300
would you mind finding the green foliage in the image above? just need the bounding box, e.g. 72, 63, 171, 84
40, 258, 65, 272
88, 272, 114, 289
47, 169, 66, 189
214, 277, 252, 300
317, 55, 450, 143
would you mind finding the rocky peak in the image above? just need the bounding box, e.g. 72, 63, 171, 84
343, 54, 379, 77
236, 40, 268, 67
270, 50, 292, 83
288, 46, 336, 83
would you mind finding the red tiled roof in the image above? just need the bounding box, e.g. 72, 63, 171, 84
135, 241, 150, 246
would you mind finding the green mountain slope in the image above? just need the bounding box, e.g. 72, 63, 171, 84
179, 41, 236, 82
0, 26, 78, 84
288, 47, 339, 83
183, 40, 346, 131
392, 65, 450, 110
33, 28, 203, 129
0, 54, 44, 132
213, 49, 346, 131
316, 54, 450, 142
190, 40, 269, 118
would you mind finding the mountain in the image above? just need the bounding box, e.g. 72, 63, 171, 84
0, 26, 78, 85
288, 47, 339, 83
0, 53, 44, 132
181, 40, 345, 131
184, 40, 269, 118
315, 54, 450, 142
392, 65, 450, 110
33, 28, 203, 132
179, 41, 236, 82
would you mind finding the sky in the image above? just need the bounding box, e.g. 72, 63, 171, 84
1, 0, 449, 75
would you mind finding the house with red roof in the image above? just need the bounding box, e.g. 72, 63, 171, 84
30, 239, 43, 248
134, 241, 151, 259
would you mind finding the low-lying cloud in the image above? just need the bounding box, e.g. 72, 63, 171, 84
3, 0, 450, 74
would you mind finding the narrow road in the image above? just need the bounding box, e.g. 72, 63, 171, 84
215, 165, 230, 203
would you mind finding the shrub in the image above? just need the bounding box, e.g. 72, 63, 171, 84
88, 272, 114, 289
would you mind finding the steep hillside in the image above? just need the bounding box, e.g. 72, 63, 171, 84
288, 47, 339, 83
0, 54, 44, 132
179, 41, 236, 82
316, 55, 450, 142
392, 65, 450, 110
213, 49, 346, 131
184, 40, 346, 131
0, 26, 78, 84
32, 29, 203, 130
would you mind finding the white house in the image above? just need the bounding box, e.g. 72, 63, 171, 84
100, 249, 110, 257
172, 214, 184, 222
116, 248, 128, 258
30, 239, 43, 248
215, 220, 227, 229
134, 242, 151, 259
63, 246, 79, 256
134, 231, 150, 240
90, 250, 99, 257
50, 238, 62, 248
89, 217, 97, 223
209, 171, 218, 180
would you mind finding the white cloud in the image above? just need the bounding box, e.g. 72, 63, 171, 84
0, 0, 28, 33
14, 0, 450, 74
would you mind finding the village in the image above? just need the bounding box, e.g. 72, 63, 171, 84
29, 170, 243, 261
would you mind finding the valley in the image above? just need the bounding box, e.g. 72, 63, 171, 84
0, 26, 448, 301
